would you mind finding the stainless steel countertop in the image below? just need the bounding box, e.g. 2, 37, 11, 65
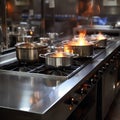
0, 38, 120, 119
0, 70, 66, 113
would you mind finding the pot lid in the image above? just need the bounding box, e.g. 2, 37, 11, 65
16, 42, 48, 48
16, 42, 42, 48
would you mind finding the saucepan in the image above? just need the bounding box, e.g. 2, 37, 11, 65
16, 42, 48, 62
71, 44, 94, 57
63, 40, 93, 57
40, 52, 77, 67
90, 33, 107, 48
95, 39, 107, 48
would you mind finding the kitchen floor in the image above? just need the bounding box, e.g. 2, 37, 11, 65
105, 90, 120, 120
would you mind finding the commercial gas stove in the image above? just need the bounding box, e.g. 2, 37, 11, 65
0, 37, 119, 120
0, 35, 115, 77
0, 48, 105, 78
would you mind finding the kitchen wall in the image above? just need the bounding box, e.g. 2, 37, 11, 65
1, 0, 120, 37
99, 0, 120, 24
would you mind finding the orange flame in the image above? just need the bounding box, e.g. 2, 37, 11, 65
64, 44, 73, 54
63, 30, 91, 53
52, 52, 65, 57
96, 32, 106, 40
70, 30, 90, 46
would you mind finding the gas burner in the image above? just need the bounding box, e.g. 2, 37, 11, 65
0, 40, 114, 77
13, 66, 32, 72
0, 61, 42, 72
30, 65, 77, 76
0, 51, 98, 76
73, 57, 93, 66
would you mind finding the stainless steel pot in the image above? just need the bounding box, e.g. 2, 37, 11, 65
16, 42, 48, 62
40, 52, 75, 67
71, 45, 93, 57
64, 43, 93, 57
95, 39, 107, 48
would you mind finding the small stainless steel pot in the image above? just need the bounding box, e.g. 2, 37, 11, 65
40, 52, 75, 67
16, 42, 48, 62
95, 39, 107, 48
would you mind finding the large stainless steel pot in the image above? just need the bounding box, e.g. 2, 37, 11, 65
71, 45, 93, 57
64, 43, 93, 57
16, 42, 48, 62
40, 52, 75, 67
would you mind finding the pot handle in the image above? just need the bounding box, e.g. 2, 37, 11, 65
62, 40, 69, 45
73, 54, 79, 58
39, 54, 46, 58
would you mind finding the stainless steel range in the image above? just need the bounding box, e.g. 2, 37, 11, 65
0, 46, 108, 77
0, 37, 120, 120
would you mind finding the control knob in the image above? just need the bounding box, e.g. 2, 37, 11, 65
65, 97, 78, 105
65, 96, 79, 110
110, 58, 114, 63
90, 74, 98, 84
76, 84, 89, 95
83, 83, 91, 88
105, 62, 109, 67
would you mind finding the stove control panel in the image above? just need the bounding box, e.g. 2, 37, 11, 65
64, 74, 98, 112
64, 74, 98, 120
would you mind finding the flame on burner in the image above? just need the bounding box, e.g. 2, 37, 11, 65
64, 44, 73, 54
96, 32, 106, 40
52, 52, 65, 57
70, 30, 90, 46
64, 30, 91, 53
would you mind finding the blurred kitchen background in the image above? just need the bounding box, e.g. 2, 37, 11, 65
0, 0, 120, 53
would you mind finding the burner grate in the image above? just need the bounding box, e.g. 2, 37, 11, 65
0, 52, 100, 76
30, 65, 77, 76
1, 40, 114, 76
